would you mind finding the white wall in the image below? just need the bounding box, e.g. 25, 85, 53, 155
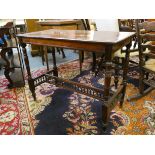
93, 19, 119, 32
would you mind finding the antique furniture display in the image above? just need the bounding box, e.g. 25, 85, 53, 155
116, 19, 138, 59
94, 20, 136, 88
37, 19, 82, 70
128, 19, 155, 101
17, 29, 135, 132
0, 25, 25, 88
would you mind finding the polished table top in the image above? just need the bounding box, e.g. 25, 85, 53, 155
17, 29, 135, 45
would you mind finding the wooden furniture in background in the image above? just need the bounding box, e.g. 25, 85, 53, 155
36, 19, 83, 70
0, 26, 25, 88
25, 19, 41, 56
37, 19, 81, 30
17, 29, 135, 133
15, 20, 26, 33
147, 19, 155, 22
128, 19, 155, 101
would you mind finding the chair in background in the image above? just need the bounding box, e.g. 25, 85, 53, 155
94, 19, 138, 89
115, 19, 138, 63
113, 20, 155, 89
128, 19, 155, 100
0, 24, 25, 88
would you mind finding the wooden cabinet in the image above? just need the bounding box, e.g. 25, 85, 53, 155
37, 19, 82, 31
25, 19, 42, 56
25, 19, 83, 56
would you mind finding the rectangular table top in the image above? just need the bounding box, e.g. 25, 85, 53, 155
17, 29, 135, 45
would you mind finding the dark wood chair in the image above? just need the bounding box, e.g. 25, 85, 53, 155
94, 19, 137, 89
138, 20, 155, 96
0, 24, 25, 88
128, 19, 155, 100
115, 19, 138, 63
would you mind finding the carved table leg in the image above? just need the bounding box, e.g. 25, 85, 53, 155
114, 57, 119, 89
102, 105, 110, 132
95, 53, 105, 76
102, 45, 113, 132
21, 43, 36, 100
120, 43, 131, 107
51, 47, 58, 77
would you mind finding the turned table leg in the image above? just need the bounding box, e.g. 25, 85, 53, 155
79, 50, 84, 73
92, 52, 96, 72
102, 45, 113, 132
51, 47, 58, 77
21, 43, 36, 100
114, 57, 119, 89
120, 43, 131, 107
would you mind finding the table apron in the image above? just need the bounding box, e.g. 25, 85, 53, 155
20, 36, 132, 54
20, 37, 107, 52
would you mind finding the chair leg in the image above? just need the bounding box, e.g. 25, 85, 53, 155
61, 48, 66, 58
146, 72, 149, 79
127, 69, 150, 101
79, 51, 84, 73
40, 46, 45, 65
57, 47, 61, 54
44, 46, 49, 71
145, 56, 149, 79
139, 69, 145, 95
133, 38, 137, 49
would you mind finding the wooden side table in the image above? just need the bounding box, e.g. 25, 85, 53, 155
17, 29, 135, 132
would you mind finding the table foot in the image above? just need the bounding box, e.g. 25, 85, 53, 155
28, 79, 36, 101
32, 91, 36, 101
